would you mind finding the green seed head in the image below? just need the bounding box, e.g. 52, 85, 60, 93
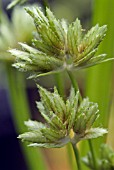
8, 6, 111, 78
18, 85, 107, 148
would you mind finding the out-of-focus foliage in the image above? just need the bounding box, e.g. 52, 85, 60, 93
82, 0, 114, 164
7, 0, 27, 9
83, 144, 114, 170
0, 6, 35, 62
52, 0, 91, 23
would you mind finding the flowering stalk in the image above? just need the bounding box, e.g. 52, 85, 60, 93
72, 144, 82, 170
67, 70, 82, 102
18, 83, 107, 170
67, 70, 98, 170
18, 84, 107, 146
8, 6, 112, 170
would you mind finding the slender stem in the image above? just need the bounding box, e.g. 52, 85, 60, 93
67, 70, 98, 170
67, 70, 82, 102
88, 140, 98, 170
67, 143, 76, 170
72, 144, 82, 170
54, 72, 65, 98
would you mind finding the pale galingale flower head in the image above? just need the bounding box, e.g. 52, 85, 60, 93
9, 6, 111, 78
18, 85, 107, 148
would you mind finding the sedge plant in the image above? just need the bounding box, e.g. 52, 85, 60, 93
8, 4, 114, 170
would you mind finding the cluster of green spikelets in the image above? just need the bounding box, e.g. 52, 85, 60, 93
83, 144, 114, 170
18, 85, 107, 148
7, 5, 109, 148
9, 6, 110, 78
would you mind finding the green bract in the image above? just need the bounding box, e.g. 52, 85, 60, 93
18, 85, 107, 148
9, 6, 112, 78
83, 144, 114, 170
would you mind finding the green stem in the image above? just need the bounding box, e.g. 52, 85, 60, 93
67, 70, 98, 170
67, 70, 82, 102
72, 144, 82, 170
88, 140, 98, 170
54, 72, 65, 97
